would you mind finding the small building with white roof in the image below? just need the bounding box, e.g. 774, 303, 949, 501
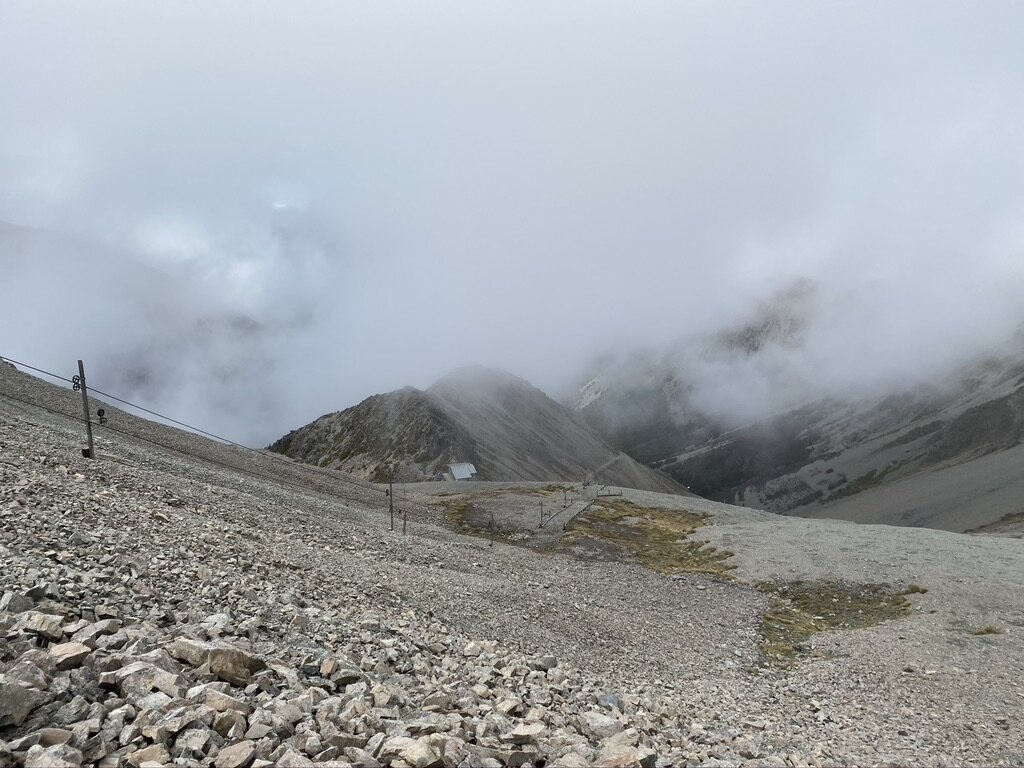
447, 462, 478, 481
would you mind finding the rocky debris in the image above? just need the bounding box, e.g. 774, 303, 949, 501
214, 740, 256, 768
2, 363, 1023, 767
0, 678, 49, 728
49, 643, 92, 671
23, 743, 83, 768
0, 467, 696, 768
17, 611, 65, 642
581, 712, 625, 740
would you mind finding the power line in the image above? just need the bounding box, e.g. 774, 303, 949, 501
95, 418, 355, 504
0, 388, 362, 506
0, 352, 268, 453
88, 385, 256, 450
0, 349, 375, 488
85, 382, 383, 495
0, 390, 87, 425
83, 384, 435, 511
0, 356, 74, 384
1, 352, 437, 516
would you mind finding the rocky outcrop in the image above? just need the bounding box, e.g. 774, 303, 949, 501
269, 388, 480, 484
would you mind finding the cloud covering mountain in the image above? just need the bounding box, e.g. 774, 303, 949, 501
2, 2, 1024, 444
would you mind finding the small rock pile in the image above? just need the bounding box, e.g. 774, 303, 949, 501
0, 592, 672, 768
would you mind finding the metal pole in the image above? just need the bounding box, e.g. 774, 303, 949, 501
389, 478, 394, 531
76, 360, 95, 459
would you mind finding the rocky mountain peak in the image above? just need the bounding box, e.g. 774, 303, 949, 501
270, 368, 684, 493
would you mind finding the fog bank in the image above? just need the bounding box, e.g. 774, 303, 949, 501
2, 2, 1023, 443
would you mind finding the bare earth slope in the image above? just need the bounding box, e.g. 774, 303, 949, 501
271, 367, 683, 495
798, 441, 1024, 532
1, 364, 1022, 766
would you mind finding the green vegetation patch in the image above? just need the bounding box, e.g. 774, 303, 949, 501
757, 580, 914, 667
443, 497, 472, 528
559, 499, 735, 578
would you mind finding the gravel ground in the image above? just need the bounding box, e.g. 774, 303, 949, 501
2, 363, 1023, 766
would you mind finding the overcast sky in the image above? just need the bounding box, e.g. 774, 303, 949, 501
2, 2, 1024, 444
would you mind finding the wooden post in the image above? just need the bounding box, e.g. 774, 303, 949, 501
539, 501, 543, 528
402, 510, 407, 535
77, 360, 95, 459
389, 478, 394, 531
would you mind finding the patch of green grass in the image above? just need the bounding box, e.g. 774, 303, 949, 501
756, 580, 914, 667
443, 498, 472, 527
560, 499, 735, 578
970, 624, 1002, 636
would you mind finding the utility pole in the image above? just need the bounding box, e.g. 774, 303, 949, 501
388, 477, 395, 531
73, 360, 95, 459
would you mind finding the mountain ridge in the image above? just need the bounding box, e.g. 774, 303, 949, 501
574, 324, 1024, 532
269, 366, 685, 494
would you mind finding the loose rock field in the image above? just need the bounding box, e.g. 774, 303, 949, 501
1, 365, 1022, 767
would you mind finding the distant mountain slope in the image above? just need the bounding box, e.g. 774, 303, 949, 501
651, 354, 1024, 531
268, 387, 480, 483
573, 283, 1024, 531
580, 351, 1024, 531
270, 367, 685, 493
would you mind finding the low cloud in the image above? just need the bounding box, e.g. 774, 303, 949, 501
2, 2, 1023, 443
